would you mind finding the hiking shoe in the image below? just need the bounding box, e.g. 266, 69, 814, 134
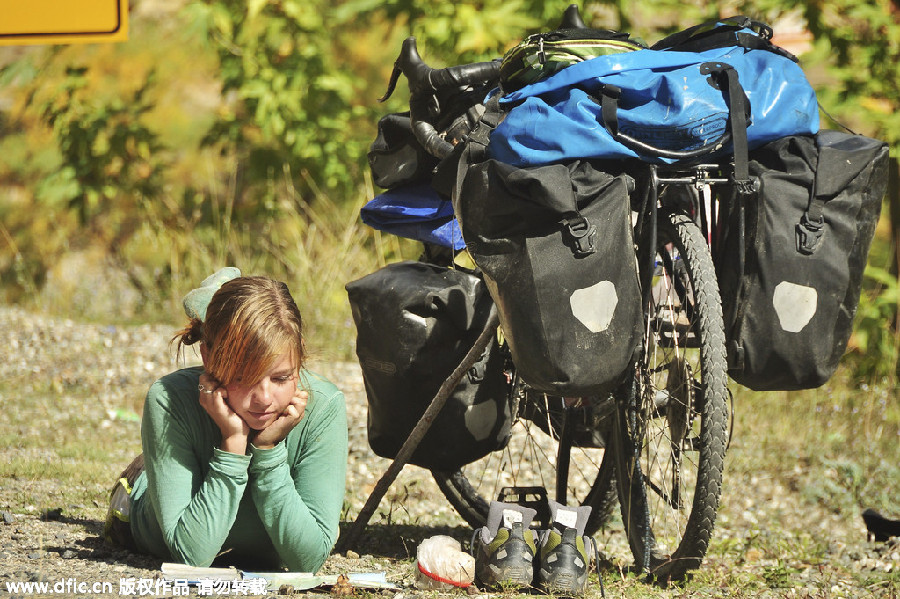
471, 501, 538, 589
536, 500, 595, 596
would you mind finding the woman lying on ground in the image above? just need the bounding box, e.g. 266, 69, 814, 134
104, 268, 348, 573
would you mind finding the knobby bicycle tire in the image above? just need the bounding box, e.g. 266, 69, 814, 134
611, 209, 729, 581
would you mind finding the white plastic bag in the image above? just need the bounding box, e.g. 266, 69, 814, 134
413, 535, 475, 590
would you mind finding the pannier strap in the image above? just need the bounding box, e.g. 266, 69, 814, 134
561, 214, 598, 256
795, 146, 827, 255
465, 93, 503, 162
796, 205, 826, 255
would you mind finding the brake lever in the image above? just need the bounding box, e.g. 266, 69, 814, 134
378, 63, 403, 103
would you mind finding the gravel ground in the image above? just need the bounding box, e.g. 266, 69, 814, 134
0, 304, 455, 598
0, 304, 898, 598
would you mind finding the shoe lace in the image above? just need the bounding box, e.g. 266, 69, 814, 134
469, 527, 480, 556
589, 536, 606, 599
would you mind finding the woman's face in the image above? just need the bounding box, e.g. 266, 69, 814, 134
223, 352, 298, 431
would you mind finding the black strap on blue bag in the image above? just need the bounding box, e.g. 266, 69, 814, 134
465, 93, 503, 163
598, 61, 753, 191
704, 62, 753, 193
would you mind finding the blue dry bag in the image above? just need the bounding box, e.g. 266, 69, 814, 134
489, 25, 819, 167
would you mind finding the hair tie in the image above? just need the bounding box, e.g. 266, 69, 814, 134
182, 267, 242, 322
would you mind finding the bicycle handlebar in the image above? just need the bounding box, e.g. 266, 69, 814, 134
559, 3, 587, 29
379, 37, 500, 159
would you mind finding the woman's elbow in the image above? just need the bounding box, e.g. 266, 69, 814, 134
168, 540, 217, 568
287, 539, 334, 574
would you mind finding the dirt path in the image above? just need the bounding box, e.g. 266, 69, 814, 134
0, 305, 897, 598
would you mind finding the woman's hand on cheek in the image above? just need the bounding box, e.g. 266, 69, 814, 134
198, 373, 250, 454
251, 390, 307, 450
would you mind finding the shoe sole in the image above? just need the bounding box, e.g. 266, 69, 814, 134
477, 564, 533, 588
539, 570, 587, 596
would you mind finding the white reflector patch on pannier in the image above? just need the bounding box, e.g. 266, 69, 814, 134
465, 400, 499, 441
402, 312, 428, 327
773, 281, 817, 333
570, 281, 617, 333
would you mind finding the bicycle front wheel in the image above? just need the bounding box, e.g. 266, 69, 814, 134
611, 209, 729, 581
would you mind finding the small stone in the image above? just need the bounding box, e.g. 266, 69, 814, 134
62, 550, 77, 559
346, 550, 360, 559
27, 551, 44, 559
278, 584, 295, 595
1, 511, 13, 524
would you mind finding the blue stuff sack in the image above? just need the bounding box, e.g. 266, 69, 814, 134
361, 182, 466, 250
489, 36, 819, 167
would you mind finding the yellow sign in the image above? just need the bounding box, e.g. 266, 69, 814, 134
0, 0, 128, 46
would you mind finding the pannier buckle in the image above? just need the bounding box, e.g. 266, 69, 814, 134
467, 352, 487, 383
563, 216, 597, 257
796, 212, 825, 255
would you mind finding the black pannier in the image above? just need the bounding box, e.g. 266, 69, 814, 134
717, 131, 889, 390
345, 261, 512, 470
453, 159, 643, 396
367, 112, 440, 190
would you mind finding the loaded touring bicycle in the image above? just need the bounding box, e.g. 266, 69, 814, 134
346, 5, 889, 581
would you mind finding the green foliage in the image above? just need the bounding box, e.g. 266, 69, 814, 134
333, 0, 722, 66
846, 265, 900, 381
761, 560, 803, 588
189, 0, 371, 200
335, 0, 540, 63
31, 66, 166, 233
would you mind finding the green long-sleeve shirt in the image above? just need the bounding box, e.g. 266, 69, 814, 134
128, 366, 348, 573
